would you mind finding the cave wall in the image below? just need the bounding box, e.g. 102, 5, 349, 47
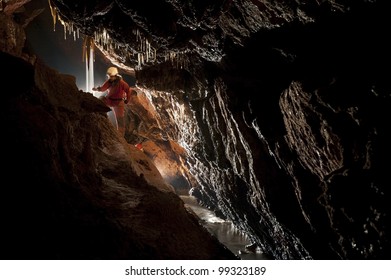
0, 2, 236, 260
31, 0, 391, 259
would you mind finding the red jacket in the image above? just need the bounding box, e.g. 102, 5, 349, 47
98, 78, 130, 100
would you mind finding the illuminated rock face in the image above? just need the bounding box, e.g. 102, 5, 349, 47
0, 2, 235, 260
3, 0, 391, 259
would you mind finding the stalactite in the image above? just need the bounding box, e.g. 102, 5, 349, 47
82, 36, 95, 94
164, 50, 188, 70
48, 0, 57, 31
49, 1, 157, 71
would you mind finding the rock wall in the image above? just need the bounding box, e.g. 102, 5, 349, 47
18, 0, 391, 259
0, 1, 236, 260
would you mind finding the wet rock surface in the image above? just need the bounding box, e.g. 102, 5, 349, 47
2, 0, 391, 259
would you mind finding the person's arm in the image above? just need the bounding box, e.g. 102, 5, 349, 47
121, 81, 132, 104
92, 80, 110, 92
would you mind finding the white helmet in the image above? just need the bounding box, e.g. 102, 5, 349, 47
106, 66, 118, 77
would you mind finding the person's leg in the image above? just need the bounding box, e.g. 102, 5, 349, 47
113, 102, 125, 137
100, 96, 118, 129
